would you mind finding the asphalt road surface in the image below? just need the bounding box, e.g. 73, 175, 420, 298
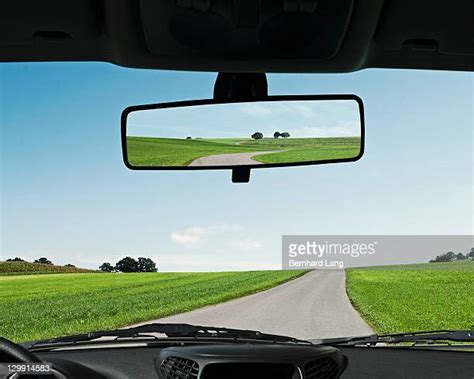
142, 270, 373, 340
188, 150, 282, 166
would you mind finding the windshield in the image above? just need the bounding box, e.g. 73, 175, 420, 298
0, 64, 473, 344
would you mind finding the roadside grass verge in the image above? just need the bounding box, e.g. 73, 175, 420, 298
253, 147, 360, 163
0, 270, 307, 342
126, 136, 361, 166
346, 260, 474, 333
0, 261, 97, 275
242, 137, 361, 163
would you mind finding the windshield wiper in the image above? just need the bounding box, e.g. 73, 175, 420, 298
315, 330, 474, 347
28, 323, 312, 348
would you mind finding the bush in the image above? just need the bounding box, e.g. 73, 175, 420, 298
468, 248, 474, 259
137, 257, 158, 272
113, 257, 158, 272
6, 257, 25, 262
429, 249, 473, 262
114, 257, 139, 273
34, 257, 53, 265
99, 262, 114, 272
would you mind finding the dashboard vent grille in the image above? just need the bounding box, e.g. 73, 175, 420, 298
160, 356, 199, 379
304, 357, 339, 379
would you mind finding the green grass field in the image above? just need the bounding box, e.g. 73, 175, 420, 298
3, 261, 469, 343
346, 260, 474, 334
0, 270, 307, 342
247, 137, 361, 164
0, 261, 97, 275
126, 136, 361, 166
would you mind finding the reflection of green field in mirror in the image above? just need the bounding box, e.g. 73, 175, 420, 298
126, 136, 361, 167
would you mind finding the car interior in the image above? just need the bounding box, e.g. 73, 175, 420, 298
1, 1, 473, 378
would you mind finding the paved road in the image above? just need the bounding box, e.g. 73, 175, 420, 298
188, 150, 282, 166
139, 270, 373, 340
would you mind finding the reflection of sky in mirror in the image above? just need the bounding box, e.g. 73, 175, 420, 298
127, 100, 360, 139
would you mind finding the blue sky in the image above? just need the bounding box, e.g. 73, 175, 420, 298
0, 64, 472, 271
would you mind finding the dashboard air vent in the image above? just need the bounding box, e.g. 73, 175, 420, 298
304, 357, 339, 379
160, 356, 199, 379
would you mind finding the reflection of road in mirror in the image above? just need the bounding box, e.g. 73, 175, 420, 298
189, 150, 286, 166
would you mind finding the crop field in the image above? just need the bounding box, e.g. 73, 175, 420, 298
346, 260, 474, 333
126, 136, 361, 166
0, 261, 96, 275
0, 270, 307, 342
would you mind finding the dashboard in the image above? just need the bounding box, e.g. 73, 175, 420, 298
10, 342, 472, 379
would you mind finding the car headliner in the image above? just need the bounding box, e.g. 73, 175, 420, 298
1, 1, 473, 73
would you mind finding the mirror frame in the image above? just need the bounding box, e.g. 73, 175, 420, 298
121, 94, 365, 171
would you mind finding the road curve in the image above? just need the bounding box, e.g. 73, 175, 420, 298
137, 270, 373, 340
188, 150, 281, 166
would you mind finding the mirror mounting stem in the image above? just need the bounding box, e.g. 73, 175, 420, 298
214, 73, 267, 183
214, 73, 268, 101
232, 167, 251, 183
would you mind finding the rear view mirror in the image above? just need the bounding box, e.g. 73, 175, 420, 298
122, 95, 364, 181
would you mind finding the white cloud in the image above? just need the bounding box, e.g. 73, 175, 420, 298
294, 120, 360, 138
241, 104, 274, 118
230, 238, 263, 251
290, 103, 314, 118
170, 227, 207, 247
170, 224, 243, 247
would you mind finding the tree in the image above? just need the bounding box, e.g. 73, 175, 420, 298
34, 257, 53, 265
6, 257, 25, 262
137, 257, 157, 272
443, 251, 456, 262
467, 247, 474, 259
251, 132, 263, 140
99, 262, 114, 272
64, 264, 76, 268
430, 251, 456, 263
273, 131, 281, 139
99, 262, 115, 272
281, 132, 290, 138
114, 257, 139, 273
186, 136, 192, 140
455, 253, 466, 260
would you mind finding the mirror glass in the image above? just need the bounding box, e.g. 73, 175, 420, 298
124, 98, 363, 168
